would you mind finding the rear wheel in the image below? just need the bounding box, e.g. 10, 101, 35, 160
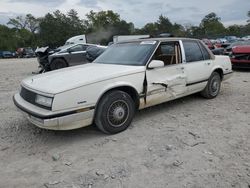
50, 59, 67, 70
95, 90, 135, 134
201, 72, 221, 99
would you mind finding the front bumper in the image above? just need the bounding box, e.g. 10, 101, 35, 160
231, 59, 250, 69
13, 93, 95, 130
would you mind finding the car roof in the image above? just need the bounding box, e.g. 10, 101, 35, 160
117, 37, 200, 44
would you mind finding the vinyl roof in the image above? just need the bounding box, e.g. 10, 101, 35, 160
117, 37, 199, 44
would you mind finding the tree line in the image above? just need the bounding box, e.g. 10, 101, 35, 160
0, 9, 249, 51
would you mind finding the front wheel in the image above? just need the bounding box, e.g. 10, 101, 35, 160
50, 59, 67, 70
95, 90, 135, 134
201, 72, 221, 99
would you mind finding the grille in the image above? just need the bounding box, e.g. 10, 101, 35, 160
20, 87, 51, 110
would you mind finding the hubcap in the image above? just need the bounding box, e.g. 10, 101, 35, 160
107, 100, 129, 127
210, 76, 220, 95
212, 81, 218, 92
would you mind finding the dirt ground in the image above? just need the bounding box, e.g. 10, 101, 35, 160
0, 58, 249, 188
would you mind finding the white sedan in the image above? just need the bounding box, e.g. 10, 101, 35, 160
14, 38, 232, 134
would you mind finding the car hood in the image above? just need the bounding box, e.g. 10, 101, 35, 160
22, 63, 145, 94
232, 45, 250, 54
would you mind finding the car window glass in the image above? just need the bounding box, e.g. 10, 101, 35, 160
94, 42, 156, 66
69, 45, 83, 52
199, 43, 211, 60
183, 41, 204, 62
153, 42, 179, 66
82, 45, 89, 51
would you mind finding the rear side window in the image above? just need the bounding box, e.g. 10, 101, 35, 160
199, 42, 211, 60
183, 41, 204, 62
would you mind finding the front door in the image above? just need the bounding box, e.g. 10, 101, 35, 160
143, 41, 187, 108
66, 44, 88, 65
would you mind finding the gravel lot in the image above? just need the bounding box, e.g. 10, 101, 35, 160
0, 58, 249, 188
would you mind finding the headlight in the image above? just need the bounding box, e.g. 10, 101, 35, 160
35, 94, 53, 107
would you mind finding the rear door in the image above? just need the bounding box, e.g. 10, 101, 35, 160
181, 40, 213, 92
144, 41, 187, 108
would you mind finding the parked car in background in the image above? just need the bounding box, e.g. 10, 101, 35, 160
35, 44, 107, 73
202, 39, 214, 50
211, 47, 225, 55
13, 38, 232, 134
17, 47, 36, 58
230, 45, 250, 69
224, 41, 250, 55
47, 43, 105, 71
216, 38, 228, 44
225, 36, 238, 43
242, 36, 250, 41
0, 51, 15, 58
85, 45, 107, 62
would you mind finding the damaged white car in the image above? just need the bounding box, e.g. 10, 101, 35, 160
13, 38, 232, 134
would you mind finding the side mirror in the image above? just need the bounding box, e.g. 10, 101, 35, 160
148, 60, 164, 69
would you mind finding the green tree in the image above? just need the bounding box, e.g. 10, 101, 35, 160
200, 12, 226, 38
7, 14, 39, 33
226, 25, 244, 37
7, 15, 27, 30
85, 10, 134, 44
39, 10, 86, 47
248, 11, 250, 22
138, 15, 185, 37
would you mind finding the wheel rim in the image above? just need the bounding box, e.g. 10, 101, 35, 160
210, 76, 220, 96
107, 100, 129, 128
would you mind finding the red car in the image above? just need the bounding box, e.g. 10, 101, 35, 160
202, 39, 214, 50
230, 46, 250, 69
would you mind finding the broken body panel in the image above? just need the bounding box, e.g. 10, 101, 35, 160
231, 46, 250, 69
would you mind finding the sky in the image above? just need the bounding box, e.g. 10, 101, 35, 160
0, 0, 249, 28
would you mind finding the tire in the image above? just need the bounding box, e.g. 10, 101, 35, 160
50, 59, 67, 70
201, 72, 221, 99
95, 90, 135, 134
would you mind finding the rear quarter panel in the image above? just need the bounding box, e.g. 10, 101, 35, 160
213, 55, 232, 76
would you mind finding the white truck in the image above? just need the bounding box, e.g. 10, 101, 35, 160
14, 38, 232, 134
65, 35, 87, 45
113, 35, 150, 44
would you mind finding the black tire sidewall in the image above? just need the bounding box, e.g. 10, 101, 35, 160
95, 90, 135, 134
207, 72, 221, 98
50, 59, 67, 70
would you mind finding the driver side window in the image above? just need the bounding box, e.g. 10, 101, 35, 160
69, 45, 84, 52
153, 42, 181, 66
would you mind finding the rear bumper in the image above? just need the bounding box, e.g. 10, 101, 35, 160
13, 93, 94, 130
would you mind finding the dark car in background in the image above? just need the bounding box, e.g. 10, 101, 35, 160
35, 43, 107, 72
47, 43, 105, 70
0, 51, 15, 58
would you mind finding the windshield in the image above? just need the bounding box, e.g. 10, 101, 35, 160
94, 41, 157, 66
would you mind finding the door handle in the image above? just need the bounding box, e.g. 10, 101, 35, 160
205, 62, 211, 65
